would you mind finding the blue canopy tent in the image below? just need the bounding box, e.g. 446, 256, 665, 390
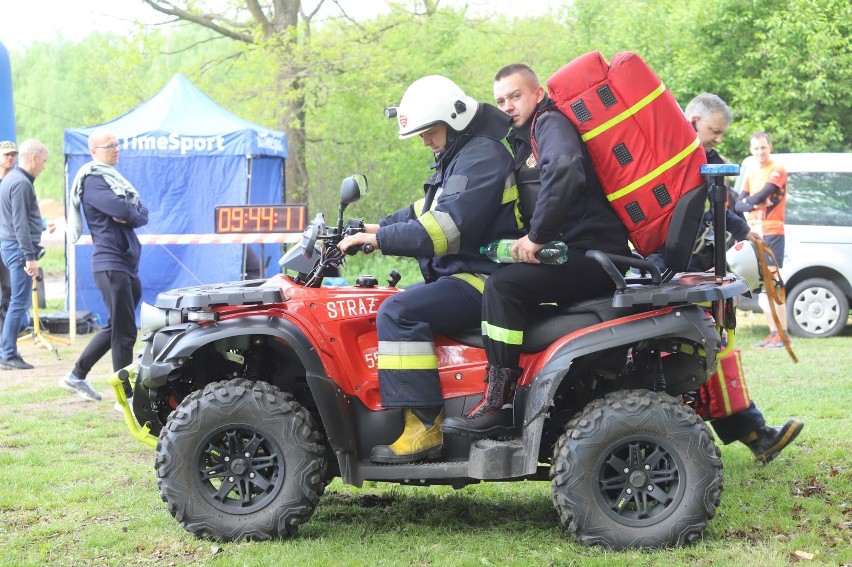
63, 73, 288, 324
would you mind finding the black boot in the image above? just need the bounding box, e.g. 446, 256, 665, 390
441, 366, 520, 438
740, 418, 804, 463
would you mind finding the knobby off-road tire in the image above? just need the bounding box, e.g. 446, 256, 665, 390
156, 378, 327, 541
550, 389, 722, 549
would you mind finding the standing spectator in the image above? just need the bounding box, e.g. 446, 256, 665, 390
59, 128, 148, 401
735, 132, 789, 348
0, 141, 17, 333
0, 139, 49, 369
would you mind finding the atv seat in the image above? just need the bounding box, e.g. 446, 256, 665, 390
445, 296, 635, 353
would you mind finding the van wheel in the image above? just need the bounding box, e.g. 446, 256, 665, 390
156, 379, 327, 541
550, 389, 722, 549
788, 277, 849, 338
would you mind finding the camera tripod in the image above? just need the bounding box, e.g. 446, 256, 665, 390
19, 273, 69, 359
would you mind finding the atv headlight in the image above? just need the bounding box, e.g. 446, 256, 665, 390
140, 302, 182, 334
186, 310, 218, 323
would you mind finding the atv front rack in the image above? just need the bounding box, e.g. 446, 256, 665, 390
153, 279, 284, 309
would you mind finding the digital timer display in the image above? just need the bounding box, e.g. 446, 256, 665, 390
214, 204, 309, 234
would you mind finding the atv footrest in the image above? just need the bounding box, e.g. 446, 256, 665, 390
355, 439, 529, 483
358, 461, 471, 484
468, 438, 527, 479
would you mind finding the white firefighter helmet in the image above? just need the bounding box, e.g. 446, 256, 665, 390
726, 240, 761, 291
395, 75, 478, 139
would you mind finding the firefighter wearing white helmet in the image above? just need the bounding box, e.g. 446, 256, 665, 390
337, 74, 524, 464
395, 75, 479, 139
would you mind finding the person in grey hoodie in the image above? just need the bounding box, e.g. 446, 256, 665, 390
0, 139, 48, 370
59, 128, 148, 401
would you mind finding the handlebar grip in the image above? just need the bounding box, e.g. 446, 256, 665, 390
344, 243, 374, 255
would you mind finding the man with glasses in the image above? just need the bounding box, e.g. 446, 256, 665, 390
60, 128, 148, 402
0, 139, 49, 369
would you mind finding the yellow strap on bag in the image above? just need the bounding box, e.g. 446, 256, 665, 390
755, 239, 798, 363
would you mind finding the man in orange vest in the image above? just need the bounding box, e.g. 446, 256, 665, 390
735, 132, 789, 348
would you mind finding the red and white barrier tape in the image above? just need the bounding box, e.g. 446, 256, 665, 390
74, 233, 303, 245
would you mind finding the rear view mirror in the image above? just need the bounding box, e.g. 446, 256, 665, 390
340, 174, 367, 206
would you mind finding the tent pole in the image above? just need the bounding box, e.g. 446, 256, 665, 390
243, 155, 252, 279
64, 157, 77, 344
68, 225, 76, 344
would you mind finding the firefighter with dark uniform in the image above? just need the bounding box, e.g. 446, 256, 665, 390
442, 64, 630, 437
338, 75, 525, 463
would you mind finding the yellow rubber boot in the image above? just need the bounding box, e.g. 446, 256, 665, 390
370, 408, 444, 464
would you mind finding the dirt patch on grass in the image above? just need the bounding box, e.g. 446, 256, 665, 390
1, 331, 124, 411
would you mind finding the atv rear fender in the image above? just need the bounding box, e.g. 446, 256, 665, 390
516, 305, 719, 476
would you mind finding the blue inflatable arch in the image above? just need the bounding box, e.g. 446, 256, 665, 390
0, 40, 16, 143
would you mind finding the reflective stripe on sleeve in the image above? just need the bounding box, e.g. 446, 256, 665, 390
418, 210, 460, 256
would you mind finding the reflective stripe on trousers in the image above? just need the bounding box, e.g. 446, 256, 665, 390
376, 275, 484, 408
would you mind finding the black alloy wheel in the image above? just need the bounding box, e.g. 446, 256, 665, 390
156, 379, 327, 541
551, 389, 723, 549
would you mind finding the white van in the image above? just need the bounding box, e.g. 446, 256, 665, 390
761, 153, 852, 338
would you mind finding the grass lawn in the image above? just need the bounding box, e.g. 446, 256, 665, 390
0, 285, 850, 566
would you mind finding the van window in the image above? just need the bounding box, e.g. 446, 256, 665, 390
786, 172, 852, 227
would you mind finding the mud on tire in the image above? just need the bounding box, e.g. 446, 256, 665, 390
550, 389, 722, 549
156, 378, 327, 541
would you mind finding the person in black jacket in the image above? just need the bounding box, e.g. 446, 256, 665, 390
338, 75, 524, 464
680, 94, 803, 463
59, 128, 149, 402
442, 64, 630, 437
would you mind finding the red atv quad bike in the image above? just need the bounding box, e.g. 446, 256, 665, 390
113, 166, 745, 550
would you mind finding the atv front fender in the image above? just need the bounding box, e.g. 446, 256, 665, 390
140, 316, 326, 389
138, 316, 360, 471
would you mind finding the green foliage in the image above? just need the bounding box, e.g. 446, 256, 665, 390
8, 0, 850, 218
11, 36, 119, 201
302, 5, 581, 222
9, 26, 247, 202
693, 0, 851, 156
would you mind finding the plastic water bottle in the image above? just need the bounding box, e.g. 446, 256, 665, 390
480, 239, 568, 265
